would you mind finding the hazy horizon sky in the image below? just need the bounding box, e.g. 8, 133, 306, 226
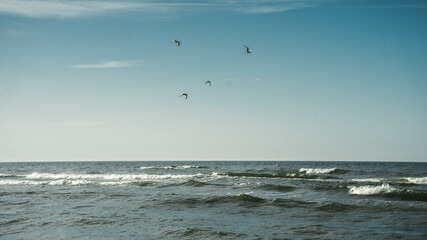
1, 0, 426, 162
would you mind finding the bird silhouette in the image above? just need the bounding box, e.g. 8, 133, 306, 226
205, 80, 211, 86
172, 40, 181, 46
244, 45, 252, 54
179, 93, 188, 99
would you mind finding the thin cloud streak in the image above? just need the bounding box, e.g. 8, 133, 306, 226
0, 0, 320, 18
71, 60, 141, 69
348, 5, 427, 9
0, 0, 145, 18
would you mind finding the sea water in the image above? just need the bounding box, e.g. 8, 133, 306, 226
1, 161, 426, 239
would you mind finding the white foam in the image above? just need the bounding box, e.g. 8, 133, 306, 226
348, 183, 396, 195
299, 168, 336, 174
0, 179, 47, 185
47, 180, 94, 185
26, 172, 203, 181
405, 177, 427, 184
0, 174, 15, 177
99, 181, 135, 185
140, 165, 204, 170
0, 179, 136, 186
351, 178, 384, 183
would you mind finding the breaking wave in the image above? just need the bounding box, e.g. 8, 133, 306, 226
351, 177, 427, 185
0, 174, 21, 178
217, 172, 339, 180
348, 183, 396, 195
348, 183, 427, 201
0, 179, 136, 186
404, 177, 427, 184
387, 177, 427, 185
25, 172, 203, 181
140, 165, 207, 170
299, 168, 349, 174
351, 178, 384, 183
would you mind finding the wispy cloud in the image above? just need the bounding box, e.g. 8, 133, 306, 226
71, 60, 141, 69
349, 4, 427, 9
0, 0, 146, 18
0, 0, 319, 18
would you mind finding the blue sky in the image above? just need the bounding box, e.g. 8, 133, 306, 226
0, 0, 426, 161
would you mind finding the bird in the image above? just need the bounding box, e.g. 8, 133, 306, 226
179, 93, 188, 99
244, 45, 251, 54
205, 80, 211, 86
172, 40, 181, 46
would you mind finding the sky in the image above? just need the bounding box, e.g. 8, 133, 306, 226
0, 0, 426, 161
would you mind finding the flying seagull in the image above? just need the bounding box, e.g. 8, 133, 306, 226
172, 40, 181, 46
179, 93, 188, 99
205, 80, 211, 86
244, 45, 251, 54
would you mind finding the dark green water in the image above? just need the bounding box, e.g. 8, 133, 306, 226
1, 161, 426, 239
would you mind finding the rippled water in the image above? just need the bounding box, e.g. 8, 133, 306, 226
1, 161, 426, 239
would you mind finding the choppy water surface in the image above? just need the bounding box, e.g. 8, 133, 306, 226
1, 161, 426, 239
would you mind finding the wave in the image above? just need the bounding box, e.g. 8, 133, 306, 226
159, 179, 216, 188
25, 172, 203, 181
217, 172, 339, 180
351, 177, 427, 185
351, 178, 384, 183
0, 179, 135, 186
348, 183, 427, 201
316, 202, 361, 212
271, 198, 317, 208
404, 177, 427, 184
348, 183, 396, 195
163, 227, 246, 238
299, 168, 349, 174
0, 174, 22, 178
382, 189, 427, 202
256, 184, 296, 192
163, 193, 266, 206
140, 165, 207, 170
387, 177, 427, 185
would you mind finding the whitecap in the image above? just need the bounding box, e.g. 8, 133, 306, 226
47, 180, 94, 185
299, 168, 337, 174
351, 178, 384, 183
404, 177, 427, 185
0, 179, 46, 185
25, 172, 204, 181
348, 183, 396, 195
140, 165, 205, 170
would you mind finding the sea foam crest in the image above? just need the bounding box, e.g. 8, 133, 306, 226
405, 177, 427, 185
348, 183, 396, 195
0, 179, 47, 185
0, 173, 19, 178
0, 179, 135, 186
351, 178, 383, 183
25, 172, 204, 181
140, 165, 205, 170
299, 168, 337, 174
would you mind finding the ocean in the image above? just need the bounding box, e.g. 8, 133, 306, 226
1, 161, 426, 239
